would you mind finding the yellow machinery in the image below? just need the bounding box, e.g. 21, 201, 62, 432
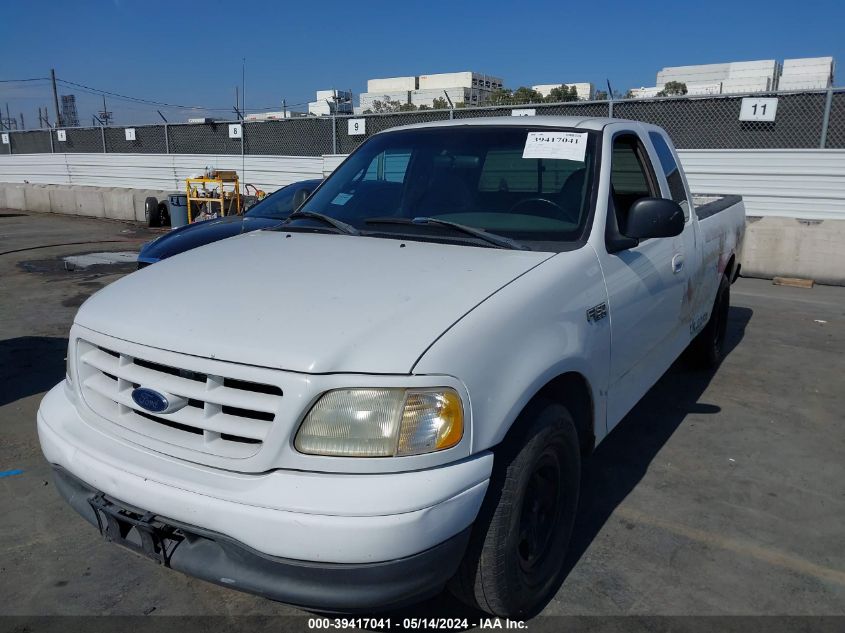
186, 170, 242, 223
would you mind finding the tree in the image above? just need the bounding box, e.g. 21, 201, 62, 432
487, 87, 514, 105
369, 99, 410, 113
431, 96, 449, 110
511, 86, 545, 104
656, 81, 687, 97
594, 89, 608, 101
545, 84, 578, 103
417, 104, 431, 110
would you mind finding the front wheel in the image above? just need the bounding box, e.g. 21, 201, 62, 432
450, 399, 581, 618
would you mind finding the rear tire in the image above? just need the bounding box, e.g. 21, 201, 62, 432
449, 399, 581, 618
694, 274, 730, 368
157, 202, 170, 227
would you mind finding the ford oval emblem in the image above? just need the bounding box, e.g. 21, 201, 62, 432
131, 387, 169, 413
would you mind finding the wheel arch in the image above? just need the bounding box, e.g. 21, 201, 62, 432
499, 371, 596, 457
726, 253, 738, 282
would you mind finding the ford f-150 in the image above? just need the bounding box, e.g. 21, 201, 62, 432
38, 117, 745, 617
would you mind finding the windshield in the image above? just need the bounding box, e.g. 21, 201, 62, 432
246, 180, 318, 220
297, 126, 598, 250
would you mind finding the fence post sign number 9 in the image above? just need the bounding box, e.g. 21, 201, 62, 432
348, 119, 366, 136
739, 97, 778, 122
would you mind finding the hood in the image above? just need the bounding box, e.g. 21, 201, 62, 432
78, 231, 553, 374
140, 216, 280, 261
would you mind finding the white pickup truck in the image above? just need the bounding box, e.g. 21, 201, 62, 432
38, 117, 744, 617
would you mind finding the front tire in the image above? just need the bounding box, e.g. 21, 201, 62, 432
450, 399, 581, 618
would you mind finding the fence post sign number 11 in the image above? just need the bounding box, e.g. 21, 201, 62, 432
740, 97, 779, 122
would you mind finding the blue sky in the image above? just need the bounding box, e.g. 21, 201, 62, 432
1, 0, 842, 126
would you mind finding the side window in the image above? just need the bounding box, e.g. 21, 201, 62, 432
610, 135, 657, 231
246, 185, 297, 218
648, 131, 689, 219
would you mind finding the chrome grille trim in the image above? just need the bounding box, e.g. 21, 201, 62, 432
77, 339, 283, 459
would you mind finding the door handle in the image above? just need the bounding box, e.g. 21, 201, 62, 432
672, 254, 684, 274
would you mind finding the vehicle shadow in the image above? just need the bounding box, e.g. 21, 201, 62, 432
559, 305, 752, 583
382, 305, 753, 623
0, 336, 68, 407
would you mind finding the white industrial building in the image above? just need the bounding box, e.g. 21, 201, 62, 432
657, 59, 780, 94
532, 83, 594, 100
630, 57, 835, 98
778, 57, 835, 90
359, 71, 504, 111
308, 89, 354, 116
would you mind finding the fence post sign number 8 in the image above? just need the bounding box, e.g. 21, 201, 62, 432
739, 97, 778, 122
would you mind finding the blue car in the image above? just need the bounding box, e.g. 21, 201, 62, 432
138, 179, 322, 267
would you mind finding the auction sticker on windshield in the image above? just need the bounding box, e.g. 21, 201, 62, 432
522, 131, 588, 161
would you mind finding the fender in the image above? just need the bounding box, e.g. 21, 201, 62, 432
413, 245, 611, 453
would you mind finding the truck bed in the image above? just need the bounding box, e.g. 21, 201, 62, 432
692, 194, 743, 220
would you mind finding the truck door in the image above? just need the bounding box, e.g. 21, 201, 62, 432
601, 131, 689, 429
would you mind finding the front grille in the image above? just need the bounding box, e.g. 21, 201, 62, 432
76, 339, 283, 458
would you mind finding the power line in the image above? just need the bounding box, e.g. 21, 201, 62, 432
56, 77, 309, 112
0, 77, 50, 83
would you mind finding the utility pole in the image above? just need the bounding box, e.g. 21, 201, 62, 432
51, 68, 62, 127
282, 99, 286, 118
20, 113, 24, 130
38, 107, 42, 128
97, 95, 113, 126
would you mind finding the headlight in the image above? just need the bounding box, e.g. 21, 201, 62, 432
295, 388, 463, 457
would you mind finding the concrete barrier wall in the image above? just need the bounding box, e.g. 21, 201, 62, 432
0, 183, 171, 222
741, 216, 845, 286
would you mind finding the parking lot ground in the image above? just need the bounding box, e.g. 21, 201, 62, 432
1, 210, 843, 620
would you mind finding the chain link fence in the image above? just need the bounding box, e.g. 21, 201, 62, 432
3, 88, 844, 156
104, 125, 167, 153
244, 118, 334, 155
826, 91, 845, 149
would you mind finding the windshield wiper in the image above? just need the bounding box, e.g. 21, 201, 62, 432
284, 210, 360, 235
365, 216, 530, 251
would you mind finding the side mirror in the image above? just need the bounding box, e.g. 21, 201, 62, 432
625, 198, 684, 239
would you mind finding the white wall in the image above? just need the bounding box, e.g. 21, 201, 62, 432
0, 153, 325, 194
677, 149, 845, 220
1, 149, 844, 221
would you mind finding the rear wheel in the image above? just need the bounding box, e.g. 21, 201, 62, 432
157, 202, 170, 227
694, 274, 730, 368
450, 399, 581, 618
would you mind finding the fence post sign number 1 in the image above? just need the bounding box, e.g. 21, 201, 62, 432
739, 98, 778, 122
